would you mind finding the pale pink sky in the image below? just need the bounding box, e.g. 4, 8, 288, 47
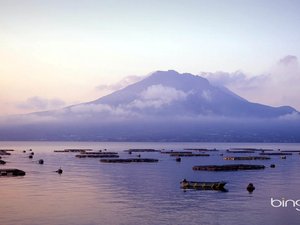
1, 0, 300, 115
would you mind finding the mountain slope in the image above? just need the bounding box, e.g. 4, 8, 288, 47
0, 70, 299, 141
82, 70, 296, 118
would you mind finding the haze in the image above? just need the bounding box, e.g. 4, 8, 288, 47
1, 0, 300, 115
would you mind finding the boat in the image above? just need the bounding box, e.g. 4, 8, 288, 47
0, 169, 26, 176
180, 179, 227, 191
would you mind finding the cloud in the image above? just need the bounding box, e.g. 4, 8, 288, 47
96, 75, 144, 92
278, 55, 298, 66
279, 111, 300, 121
17, 96, 65, 111
69, 103, 137, 118
129, 84, 188, 109
201, 90, 213, 102
202, 55, 300, 110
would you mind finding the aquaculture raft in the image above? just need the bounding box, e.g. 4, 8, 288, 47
76, 154, 119, 158
100, 158, 159, 163
259, 152, 292, 156
184, 148, 218, 152
0, 169, 26, 176
54, 149, 93, 153
169, 153, 210, 157
180, 180, 227, 191
192, 164, 265, 171
124, 149, 160, 153
226, 150, 255, 153
224, 156, 270, 160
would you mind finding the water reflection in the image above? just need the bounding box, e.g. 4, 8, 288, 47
0, 142, 300, 225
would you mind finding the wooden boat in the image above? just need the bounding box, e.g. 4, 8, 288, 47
0, 169, 26, 176
193, 164, 265, 171
180, 180, 227, 191
0, 159, 6, 164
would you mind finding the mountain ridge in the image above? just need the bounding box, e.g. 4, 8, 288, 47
0, 70, 299, 141
82, 70, 297, 118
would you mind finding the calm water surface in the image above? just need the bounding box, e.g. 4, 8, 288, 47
1, 142, 300, 225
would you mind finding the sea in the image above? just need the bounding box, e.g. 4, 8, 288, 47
1, 141, 300, 225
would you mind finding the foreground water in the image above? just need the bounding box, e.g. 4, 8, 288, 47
1, 142, 300, 225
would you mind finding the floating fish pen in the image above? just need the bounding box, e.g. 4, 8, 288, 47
0, 149, 15, 152
100, 158, 159, 163
259, 152, 292, 156
229, 148, 273, 152
184, 148, 218, 152
0, 150, 11, 155
192, 164, 265, 171
180, 180, 227, 191
76, 154, 119, 158
79, 152, 118, 155
124, 149, 160, 153
226, 150, 255, 153
224, 156, 271, 160
170, 153, 210, 157
54, 149, 93, 153
161, 151, 193, 154
281, 150, 300, 153
0, 159, 6, 164
0, 169, 26, 176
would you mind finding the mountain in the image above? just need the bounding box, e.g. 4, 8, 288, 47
0, 70, 299, 141
85, 70, 296, 118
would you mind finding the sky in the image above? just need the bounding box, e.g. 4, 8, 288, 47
1, 0, 300, 115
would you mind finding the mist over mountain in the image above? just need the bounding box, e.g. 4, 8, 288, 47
1, 70, 299, 142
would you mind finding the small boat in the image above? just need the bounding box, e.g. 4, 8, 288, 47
180, 179, 227, 191
0, 169, 26, 176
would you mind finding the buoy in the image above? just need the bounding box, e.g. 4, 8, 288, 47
30, 152, 34, 155
247, 183, 255, 193
29, 155, 33, 159
137, 154, 141, 158
23, 150, 26, 153
220, 153, 224, 156
56, 168, 63, 174
281, 156, 286, 159
29, 149, 32, 151
270, 164, 276, 168
128, 151, 132, 154
38, 159, 44, 164
176, 157, 181, 162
